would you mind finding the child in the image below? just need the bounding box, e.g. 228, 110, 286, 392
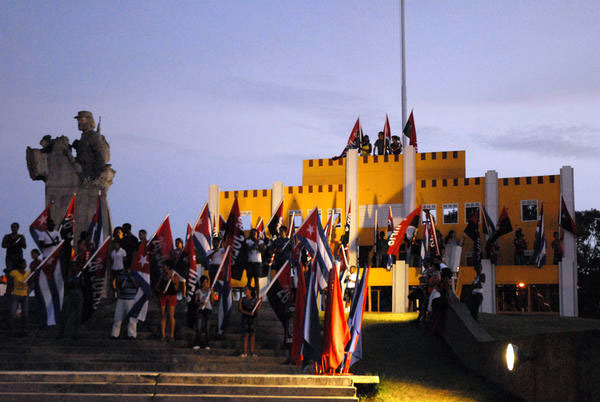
193, 275, 215, 350
9, 258, 29, 335
239, 286, 261, 357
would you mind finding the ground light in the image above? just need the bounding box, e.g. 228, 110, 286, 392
505, 343, 537, 372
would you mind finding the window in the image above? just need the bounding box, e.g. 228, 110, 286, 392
465, 202, 481, 223
240, 211, 252, 230
422, 204, 437, 223
307, 209, 323, 226
288, 210, 303, 228
443, 204, 459, 224
327, 208, 343, 228
521, 200, 538, 222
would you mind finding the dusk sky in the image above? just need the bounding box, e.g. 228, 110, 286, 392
1, 1, 599, 263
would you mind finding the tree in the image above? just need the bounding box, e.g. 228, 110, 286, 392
576, 209, 600, 318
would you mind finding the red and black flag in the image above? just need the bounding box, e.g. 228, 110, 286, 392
59, 193, 76, 246
223, 198, 247, 280
491, 206, 513, 242
264, 261, 293, 326
333, 118, 361, 160
383, 114, 392, 151
464, 211, 482, 269
560, 196, 577, 235
267, 199, 284, 237
402, 110, 417, 151
81, 236, 111, 322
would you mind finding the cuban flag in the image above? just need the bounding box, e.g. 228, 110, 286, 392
212, 246, 233, 335
387, 206, 394, 234
87, 193, 103, 253
302, 261, 322, 363
81, 236, 110, 322
323, 212, 334, 243
193, 203, 213, 265
343, 265, 370, 371
296, 208, 334, 290
29, 202, 53, 246
255, 217, 265, 241
32, 240, 66, 326
129, 239, 152, 321
532, 203, 546, 269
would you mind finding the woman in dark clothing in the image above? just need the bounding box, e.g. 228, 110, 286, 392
155, 260, 183, 340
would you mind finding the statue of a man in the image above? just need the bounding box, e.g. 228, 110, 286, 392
71, 111, 110, 181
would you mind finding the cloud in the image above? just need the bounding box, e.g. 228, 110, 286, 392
475, 125, 600, 158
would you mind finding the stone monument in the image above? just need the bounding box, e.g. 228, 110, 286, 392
26, 111, 114, 243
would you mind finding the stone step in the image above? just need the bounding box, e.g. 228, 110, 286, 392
0, 393, 358, 402
0, 382, 356, 397
0, 372, 353, 387
0, 363, 301, 374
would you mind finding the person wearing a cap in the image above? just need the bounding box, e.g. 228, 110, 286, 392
72, 110, 110, 180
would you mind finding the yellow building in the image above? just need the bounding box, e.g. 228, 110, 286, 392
210, 149, 577, 316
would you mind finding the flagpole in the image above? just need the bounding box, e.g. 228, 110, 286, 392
149, 213, 170, 244
80, 236, 111, 273
400, 0, 407, 148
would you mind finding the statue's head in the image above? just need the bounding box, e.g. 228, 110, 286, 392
74, 110, 96, 132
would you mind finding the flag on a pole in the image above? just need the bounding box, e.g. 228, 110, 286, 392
344, 265, 370, 370
193, 203, 213, 265
296, 208, 335, 290
333, 118, 361, 159
264, 261, 293, 324
149, 215, 174, 285
373, 209, 379, 256
291, 264, 307, 365
321, 265, 350, 372
29, 202, 53, 247
481, 207, 496, 241
33, 240, 66, 326
59, 193, 76, 242
387, 205, 423, 257
424, 209, 440, 257
288, 211, 296, 238
464, 212, 482, 269
213, 246, 233, 334
560, 196, 577, 235
185, 223, 199, 301
223, 198, 246, 280
81, 236, 110, 322
323, 212, 334, 243
402, 110, 417, 151
267, 199, 284, 237
87, 193, 103, 252
532, 203, 546, 268
383, 114, 391, 152
387, 206, 394, 234
491, 207, 513, 242
341, 201, 351, 248
302, 261, 322, 363
255, 217, 265, 241
129, 238, 152, 322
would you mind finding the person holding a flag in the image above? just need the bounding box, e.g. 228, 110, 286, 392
111, 263, 142, 339
192, 275, 216, 350
57, 240, 87, 340
245, 229, 265, 293
38, 219, 60, 258
155, 260, 182, 341
239, 286, 261, 357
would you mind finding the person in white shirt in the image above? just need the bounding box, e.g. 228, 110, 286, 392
193, 275, 215, 350
110, 239, 127, 296
38, 219, 61, 258
207, 237, 224, 285
244, 229, 264, 293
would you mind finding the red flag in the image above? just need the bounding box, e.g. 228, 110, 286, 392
291, 264, 307, 365
255, 217, 265, 241
149, 215, 174, 266
402, 111, 417, 151
60, 193, 76, 240
383, 114, 391, 144
387, 205, 423, 256
321, 266, 350, 372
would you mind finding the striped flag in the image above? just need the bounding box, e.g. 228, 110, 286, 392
343, 265, 370, 371
29, 203, 52, 247
87, 193, 103, 253
32, 240, 66, 326
212, 246, 233, 334
296, 208, 335, 290
193, 203, 213, 265
129, 239, 152, 321
532, 203, 546, 268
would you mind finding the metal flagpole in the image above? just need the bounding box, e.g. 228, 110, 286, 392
400, 0, 407, 147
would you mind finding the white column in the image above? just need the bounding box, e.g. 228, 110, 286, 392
403, 146, 416, 216
271, 181, 284, 215
392, 260, 408, 313
483, 170, 498, 314
346, 149, 359, 267
480, 259, 495, 314
208, 184, 220, 231
559, 166, 578, 317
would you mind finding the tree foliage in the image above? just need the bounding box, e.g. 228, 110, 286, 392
576, 209, 600, 317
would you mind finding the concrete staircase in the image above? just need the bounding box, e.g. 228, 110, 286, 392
0, 294, 363, 400
0, 372, 359, 401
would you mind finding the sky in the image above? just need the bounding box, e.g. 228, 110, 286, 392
1, 1, 599, 263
